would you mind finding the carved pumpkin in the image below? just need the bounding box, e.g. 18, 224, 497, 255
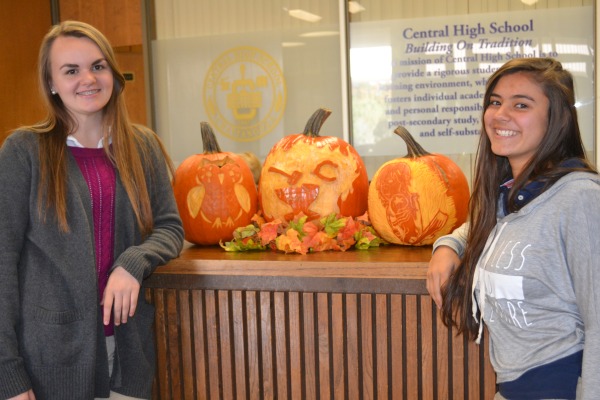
259, 108, 369, 222
368, 126, 470, 246
173, 122, 258, 245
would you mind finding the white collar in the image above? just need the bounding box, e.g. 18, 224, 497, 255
66, 135, 110, 148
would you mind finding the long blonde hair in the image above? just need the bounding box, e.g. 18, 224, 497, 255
26, 20, 173, 236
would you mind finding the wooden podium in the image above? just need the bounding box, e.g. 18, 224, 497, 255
145, 244, 495, 399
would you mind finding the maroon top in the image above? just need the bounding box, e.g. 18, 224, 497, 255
70, 146, 116, 336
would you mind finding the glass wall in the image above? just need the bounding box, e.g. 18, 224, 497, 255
347, 0, 595, 180
148, 0, 345, 167
147, 0, 595, 183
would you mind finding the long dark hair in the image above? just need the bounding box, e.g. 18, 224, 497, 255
440, 57, 596, 338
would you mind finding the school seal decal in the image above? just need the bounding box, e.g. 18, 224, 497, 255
203, 46, 287, 142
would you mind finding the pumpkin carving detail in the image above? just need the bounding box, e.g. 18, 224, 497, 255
368, 126, 470, 246
173, 122, 258, 245
259, 108, 369, 222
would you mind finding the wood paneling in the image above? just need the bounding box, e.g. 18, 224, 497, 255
146, 245, 496, 399
115, 45, 148, 125
147, 289, 496, 399
59, 0, 142, 48
0, 0, 51, 143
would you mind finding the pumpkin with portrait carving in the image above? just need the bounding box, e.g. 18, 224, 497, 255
368, 126, 470, 246
259, 108, 369, 222
173, 122, 258, 245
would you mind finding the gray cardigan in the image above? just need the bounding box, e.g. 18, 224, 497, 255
0, 129, 184, 400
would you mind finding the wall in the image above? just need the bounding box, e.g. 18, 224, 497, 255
347, 0, 592, 20
149, 0, 596, 179
58, 0, 143, 48
149, 0, 345, 167
348, 1, 595, 178
2, 1, 596, 157
0, 1, 51, 142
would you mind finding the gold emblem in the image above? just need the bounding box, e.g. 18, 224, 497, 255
203, 46, 287, 142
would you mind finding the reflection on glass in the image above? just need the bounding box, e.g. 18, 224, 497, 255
348, 4, 594, 179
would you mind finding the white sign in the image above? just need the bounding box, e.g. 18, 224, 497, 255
349, 7, 594, 157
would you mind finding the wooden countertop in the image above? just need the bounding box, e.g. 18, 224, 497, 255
146, 244, 434, 295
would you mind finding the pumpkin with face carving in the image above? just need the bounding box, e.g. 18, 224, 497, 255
259, 108, 368, 222
173, 122, 258, 245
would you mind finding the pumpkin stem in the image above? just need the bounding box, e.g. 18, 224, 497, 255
303, 108, 332, 137
201, 122, 222, 154
394, 126, 430, 158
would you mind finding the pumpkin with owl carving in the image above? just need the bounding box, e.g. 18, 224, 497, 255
172, 122, 258, 245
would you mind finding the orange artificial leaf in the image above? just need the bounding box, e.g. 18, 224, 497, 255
276, 229, 305, 254
330, 217, 356, 251
302, 220, 320, 237
302, 231, 332, 252
258, 220, 282, 245
337, 217, 357, 241
338, 238, 356, 251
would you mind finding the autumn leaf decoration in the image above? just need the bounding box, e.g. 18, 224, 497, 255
220, 212, 386, 254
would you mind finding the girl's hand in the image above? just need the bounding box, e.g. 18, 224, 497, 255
102, 266, 140, 326
426, 246, 460, 309
8, 389, 36, 400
